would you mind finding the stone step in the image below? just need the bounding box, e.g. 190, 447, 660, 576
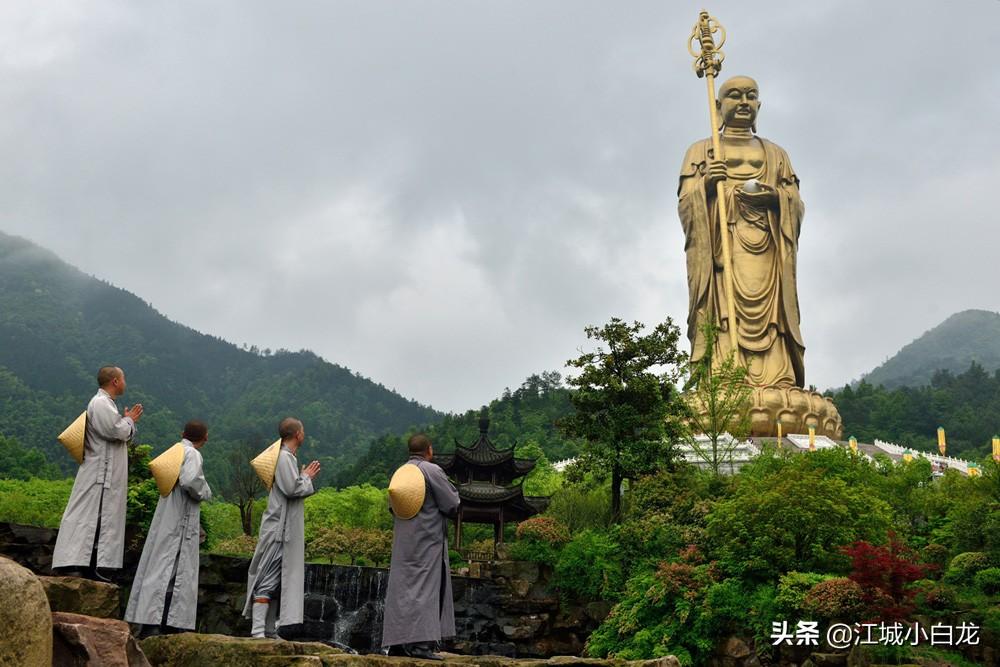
139, 633, 682, 667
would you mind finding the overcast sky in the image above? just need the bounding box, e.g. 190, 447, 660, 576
2, 1, 998, 413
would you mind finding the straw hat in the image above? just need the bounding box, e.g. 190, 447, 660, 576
251, 439, 282, 490
388, 463, 426, 520
57, 412, 88, 464
149, 442, 186, 497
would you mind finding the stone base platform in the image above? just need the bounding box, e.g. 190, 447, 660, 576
747, 384, 843, 440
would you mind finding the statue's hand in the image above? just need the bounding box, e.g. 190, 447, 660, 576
706, 160, 728, 190
735, 184, 779, 209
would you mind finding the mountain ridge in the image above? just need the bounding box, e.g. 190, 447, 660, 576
0, 230, 442, 484
856, 309, 1000, 389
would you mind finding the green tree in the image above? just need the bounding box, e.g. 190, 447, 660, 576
560, 317, 688, 522
514, 441, 563, 496
706, 450, 893, 581
217, 442, 266, 535
682, 321, 752, 475
0, 434, 62, 480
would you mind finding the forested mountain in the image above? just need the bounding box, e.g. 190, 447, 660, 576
860, 310, 1000, 389
0, 231, 441, 485
337, 371, 581, 488
830, 362, 1000, 460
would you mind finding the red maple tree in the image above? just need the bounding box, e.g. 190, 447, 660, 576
841, 531, 926, 621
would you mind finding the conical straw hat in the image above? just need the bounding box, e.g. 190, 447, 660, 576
251, 439, 282, 490
388, 463, 426, 520
57, 412, 88, 464
149, 442, 186, 497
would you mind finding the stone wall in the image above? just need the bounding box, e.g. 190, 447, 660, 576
0, 523, 604, 657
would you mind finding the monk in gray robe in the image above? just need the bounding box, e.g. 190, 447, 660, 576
243, 418, 321, 638
382, 434, 460, 659
52, 366, 143, 580
125, 421, 213, 637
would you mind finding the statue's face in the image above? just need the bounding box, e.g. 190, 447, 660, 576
718, 76, 760, 129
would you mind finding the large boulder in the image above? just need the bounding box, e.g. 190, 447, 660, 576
40, 575, 121, 617
52, 612, 150, 666
0, 555, 52, 666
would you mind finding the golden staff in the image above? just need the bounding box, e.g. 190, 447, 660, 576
688, 10, 739, 353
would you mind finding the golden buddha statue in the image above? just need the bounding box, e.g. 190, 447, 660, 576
678, 75, 842, 439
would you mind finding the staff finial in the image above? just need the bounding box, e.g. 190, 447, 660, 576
688, 10, 726, 79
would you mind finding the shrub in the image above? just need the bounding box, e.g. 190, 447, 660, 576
508, 516, 570, 566
554, 530, 624, 602
974, 567, 1000, 595
615, 513, 690, 572
516, 516, 570, 544
585, 565, 716, 664
701, 579, 777, 649
920, 543, 950, 577
910, 579, 957, 612
944, 552, 991, 583
200, 502, 244, 548
0, 478, 73, 528
546, 482, 614, 533
306, 526, 393, 566
706, 456, 892, 581
775, 572, 833, 618
802, 577, 865, 621
303, 485, 392, 541
126, 478, 160, 548
210, 534, 257, 558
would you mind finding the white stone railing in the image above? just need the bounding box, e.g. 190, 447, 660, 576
873, 439, 972, 474
786, 433, 839, 450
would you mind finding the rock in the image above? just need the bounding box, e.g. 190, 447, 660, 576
639, 657, 682, 667
811, 653, 848, 666
511, 579, 533, 597
583, 602, 612, 623
0, 555, 52, 667
140, 633, 344, 666
51, 611, 150, 666
500, 615, 547, 640
40, 575, 121, 617
141, 632, 681, 667
846, 645, 871, 667
720, 636, 752, 659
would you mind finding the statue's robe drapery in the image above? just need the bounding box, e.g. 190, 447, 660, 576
242, 445, 315, 628
381, 457, 461, 648
678, 136, 806, 388
52, 389, 135, 569
124, 440, 212, 630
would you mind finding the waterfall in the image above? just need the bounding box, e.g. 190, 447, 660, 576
292, 562, 491, 654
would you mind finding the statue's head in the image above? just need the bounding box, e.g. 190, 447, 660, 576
717, 76, 760, 132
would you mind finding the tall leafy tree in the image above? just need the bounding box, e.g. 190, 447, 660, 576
218, 442, 266, 535
682, 320, 753, 475
560, 317, 688, 522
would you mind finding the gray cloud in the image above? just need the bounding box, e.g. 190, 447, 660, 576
1, 0, 998, 411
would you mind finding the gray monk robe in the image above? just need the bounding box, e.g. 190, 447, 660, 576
242, 445, 315, 627
381, 457, 461, 648
52, 388, 136, 569
124, 440, 212, 630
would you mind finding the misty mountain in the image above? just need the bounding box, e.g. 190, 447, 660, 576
859, 310, 1000, 389
0, 231, 442, 484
